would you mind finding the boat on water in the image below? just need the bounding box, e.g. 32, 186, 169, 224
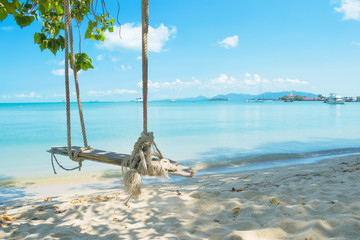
327, 93, 345, 104
136, 97, 143, 103
170, 98, 176, 102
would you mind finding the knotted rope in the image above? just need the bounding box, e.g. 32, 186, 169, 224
122, 132, 168, 204
120, 0, 170, 205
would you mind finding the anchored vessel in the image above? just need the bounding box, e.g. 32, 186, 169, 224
328, 93, 345, 104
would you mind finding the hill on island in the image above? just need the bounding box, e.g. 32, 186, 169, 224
169, 91, 318, 102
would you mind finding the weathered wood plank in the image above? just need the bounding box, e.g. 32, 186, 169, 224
48, 146, 195, 177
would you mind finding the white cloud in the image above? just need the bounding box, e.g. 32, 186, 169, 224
134, 73, 310, 95
48, 59, 65, 66
51, 69, 81, 76
218, 35, 239, 49
114, 64, 132, 71
51, 69, 66, 76
243, 73, 269, 86
137, 78, 202, 90
100, 23, 177, 52
273, 78, 309, 85
57, 59, 65, 65
334, 0, 360, 20
0, 26, 14, 31
136, 56, 142, 60
352, 41, 360, 46
1, 95, 10, 99
114, 89, 137, 94
111, 56, 120, 62
15, 92, 40, 98
97, 54, 105, 61
206, 74, 238, 89
244, 73, 252, 78
52, 93, 65, 97
88, 89, 137, 96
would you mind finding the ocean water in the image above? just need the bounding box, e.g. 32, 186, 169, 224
1, 101, 360, 179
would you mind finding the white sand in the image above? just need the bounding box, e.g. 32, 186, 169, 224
1, 155, 359, 240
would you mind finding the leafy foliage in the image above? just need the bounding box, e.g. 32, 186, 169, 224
0, 0, 115, 71
69, 52, 93, 71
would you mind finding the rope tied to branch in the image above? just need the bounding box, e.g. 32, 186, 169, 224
122, 132, 169, 202
120, 0, 172, 205
63, 0, 90, 162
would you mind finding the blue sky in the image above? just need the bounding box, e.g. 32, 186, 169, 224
1, 0, 360, 102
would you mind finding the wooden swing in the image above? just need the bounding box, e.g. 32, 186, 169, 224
48, 0, 195, 200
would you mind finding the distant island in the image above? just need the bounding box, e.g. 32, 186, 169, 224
161, 91, 319, 102
153, 91, 360, 102
208, 98, 230, 101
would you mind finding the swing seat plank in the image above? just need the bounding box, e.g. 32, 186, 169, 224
48, 146, 195, 177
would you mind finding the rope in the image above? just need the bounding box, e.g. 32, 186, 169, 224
61, 0, 91, 165
64, 0, 89, 149
121, 0, 172, 206
64, 0, 71, 159
142, 0, 149, 133
51, 152, 82, 174
122, 132, 168, 204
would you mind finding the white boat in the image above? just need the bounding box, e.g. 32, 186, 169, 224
136, 97, 143, 103
328, 93, 345, 104
170, 98, 176, 102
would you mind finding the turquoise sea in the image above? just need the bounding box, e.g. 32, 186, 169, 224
1, 101, 360, 180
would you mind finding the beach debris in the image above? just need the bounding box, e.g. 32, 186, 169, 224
233, 207, 240, 217
44, 197, 52, 202
298, 202, 306, 205
242, 176, 248, 179
56, 209, 66, 214
213, 219, 219, 223
1, 215, 14, 221
38, 206, 56, 212
231, 187, 243, 192
176, 190, 182, 196
270, 197, 281, 205
94, 195, 112, 201
113, 217, 120, 222
329, 201, 336, 204
70, 199, 87, 204
304, 237, 313, 240
195, 198, 201, 200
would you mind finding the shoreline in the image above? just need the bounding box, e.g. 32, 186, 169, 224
1, 154, 359, 239
1, 153, 360, 202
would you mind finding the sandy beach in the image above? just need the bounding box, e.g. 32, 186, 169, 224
1, 155, 359, 240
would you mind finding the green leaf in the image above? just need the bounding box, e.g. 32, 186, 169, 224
0, 1, 15, 14
22, 3, 33, 12
0, 5, 7, 22
55, 5, 63, 15
43, 1, 52, 12
48, 38, 61, 55
14, 14, 35, 28
13, 0, 21, 11
34, 32, 41, 44
39, 40, 48, 51
69, 52, 94, 72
